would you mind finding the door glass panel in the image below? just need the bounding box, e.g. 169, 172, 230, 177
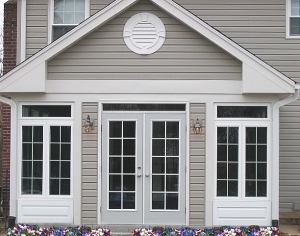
151, 121, 180, 210
108, 120, 136, 210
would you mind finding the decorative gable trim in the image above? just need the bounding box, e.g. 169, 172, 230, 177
0, 0, 295, 93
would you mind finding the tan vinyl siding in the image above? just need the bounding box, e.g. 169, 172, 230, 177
26, 0, 48, 57
189, 103, 205, 227
279, 100, 300, 212
175, 0, 300, 82
47, 1, 242, 80
82, 103, 98, 225
90, 0, 114, 15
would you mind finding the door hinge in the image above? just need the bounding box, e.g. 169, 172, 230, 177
101, 125, 102, 132
100, 207, 101, 212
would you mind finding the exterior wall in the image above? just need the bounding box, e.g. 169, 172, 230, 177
189, 103, 205, 227
82, 102, 98, 225
26, 0, 48, 57
2, 0, 18, 218
176, 0, 300, 82
47, 1, 241, 80
279, 100, 300, 212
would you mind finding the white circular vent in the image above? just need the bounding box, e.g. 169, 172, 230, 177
123, 13, 166, 55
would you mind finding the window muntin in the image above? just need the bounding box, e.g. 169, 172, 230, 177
287, 0, 300, 37
52, 0, 87, 41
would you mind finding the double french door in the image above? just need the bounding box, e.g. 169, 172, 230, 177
101, 113, 186, 225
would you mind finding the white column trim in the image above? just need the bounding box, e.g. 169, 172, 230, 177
20, 0, 26, 62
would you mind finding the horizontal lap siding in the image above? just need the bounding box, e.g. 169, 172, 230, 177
47, 1, 241, 80
279, 100, 300, 212
175, 0, 300, 82
190, 104, 205, 227
82, 103, 98, 224
26, 0, 48, 57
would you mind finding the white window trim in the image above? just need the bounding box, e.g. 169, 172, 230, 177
214, 122, 271, 201
18, 103, 74, 199
286, 0, 300, 38
47, 0, 90, 43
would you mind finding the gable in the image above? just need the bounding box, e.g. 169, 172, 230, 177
0, 0, 295, 94
47, 1, 242, 81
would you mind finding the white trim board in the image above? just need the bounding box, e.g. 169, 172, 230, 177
0, 0, 295, 94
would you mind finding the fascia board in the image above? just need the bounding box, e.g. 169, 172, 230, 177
150, 0, 295, 91
0, 0, 138, 92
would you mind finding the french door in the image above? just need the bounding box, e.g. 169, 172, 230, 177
101, 113, 186, 225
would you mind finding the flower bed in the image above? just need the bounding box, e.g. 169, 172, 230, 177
7, 224, 280, 236
133, 226, 279, 236
7, 224, 111, 236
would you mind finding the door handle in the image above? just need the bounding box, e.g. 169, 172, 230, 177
137, 173, 142, 177
145, 173, 149, 177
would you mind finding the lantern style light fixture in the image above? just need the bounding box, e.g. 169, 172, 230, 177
84, 115, 94, 133
193, 117, 202, 134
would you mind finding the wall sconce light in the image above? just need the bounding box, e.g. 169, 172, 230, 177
193, 117, 202, 134
84, 115, 94, 133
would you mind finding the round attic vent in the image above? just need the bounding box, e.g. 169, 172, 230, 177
123, 13, 166, 55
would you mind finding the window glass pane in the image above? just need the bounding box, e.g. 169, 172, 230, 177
75, 0, 85, 11
217, 127, 227, 143
22, 126, 32, 142
217, 163, 227, 179
103, 104, 185, 111
65, 0, 74, 11
61, 126, 71, 142
109, 139, 122, 155
291, 0, 300, 16
109, 157, 121, 173
61, 161, 70, 178
33, 161, 43, 177
152, 175, 165, 191
152, 140, 165, 156
246, 181, 256, 197
123, 139, 135, 155
109, 193, 121, 209
50, 179, 59, 195
123, 175, 135, 191
64, 12, 75, 24
22, 105, 71, 117
75, 12, 85, 23
228, 145, 238, 161
228, 163, 238, 179
54, 0, 64, 11
152, 193, 164, 209
217, 106, 267, 118
217, 145, 227, 161
257, 127, 267, 143
166, 193, 178, 210
257, 181, 267, 197
152, 157, 165, 174
228, 127, 238, 143
290, 18, 300, 35
54, 12, 64, 24
166, 176, 178, 191
22, 161, 32, 177
123, 193, 135, 209
166, 122, 179, 138
53, 26, 75, 41
109, 175, 121, 191
228, 181, 238, 197
123, 157, 135, 173
166, 140, 179, 156
61, 179, 70, 195
123, 121, 135, 138
217, 180, 227, 196
22, 144, 32, 160
50, 161, 60, 177
153, 122, 165, 138
166, 157, 178, 174
109, 121, 122, 138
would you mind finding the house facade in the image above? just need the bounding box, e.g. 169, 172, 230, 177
1, 0, 300, 227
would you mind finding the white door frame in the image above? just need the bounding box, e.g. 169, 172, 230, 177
97, 101, 190, 225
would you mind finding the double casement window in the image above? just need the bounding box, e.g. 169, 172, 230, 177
215, 105, 269, 199
50, 0, 89, 41
20, 105, 73, 196
287, 0, 300, 37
